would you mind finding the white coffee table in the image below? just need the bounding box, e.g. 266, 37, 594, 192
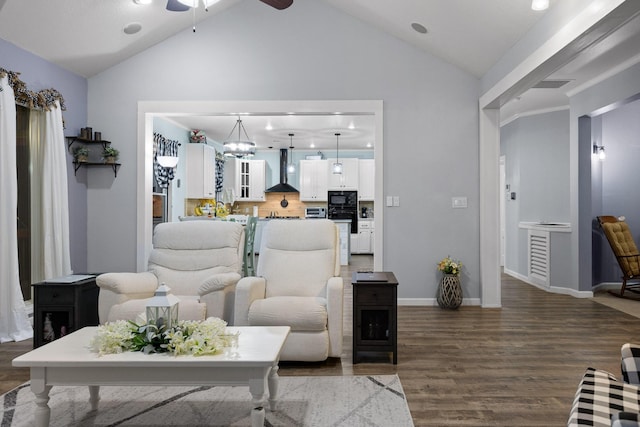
13, 325, 290, 427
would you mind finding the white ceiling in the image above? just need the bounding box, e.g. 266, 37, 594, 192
2, 0, 640, 149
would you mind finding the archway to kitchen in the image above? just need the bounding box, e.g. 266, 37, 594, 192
136, 100, 384, 273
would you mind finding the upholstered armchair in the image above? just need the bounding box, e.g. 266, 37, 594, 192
234, 219, 343, 362
568, 343, 640, 426
97, 221, 244, 324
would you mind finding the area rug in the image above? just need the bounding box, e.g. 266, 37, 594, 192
0, 375, 413, 427
593, 290, 640, 319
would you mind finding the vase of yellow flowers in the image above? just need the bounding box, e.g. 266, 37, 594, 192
437, 256, 463, 309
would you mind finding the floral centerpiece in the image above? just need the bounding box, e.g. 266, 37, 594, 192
90, 317, 237, 356
437, 256, 462, 276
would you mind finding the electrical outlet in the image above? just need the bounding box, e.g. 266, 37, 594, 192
452, 197, 467, 208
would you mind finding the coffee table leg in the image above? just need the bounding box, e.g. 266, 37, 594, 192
249, 378, 266, 427
88, 385, 100, 410
268, 363, 279, 411
30, 368, 51, 427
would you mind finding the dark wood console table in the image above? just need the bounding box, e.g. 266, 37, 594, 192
351, 271, 398, 364
33, 275, 99, 348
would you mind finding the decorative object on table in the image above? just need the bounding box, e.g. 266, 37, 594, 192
189, 129, 206, 144
194, 198, 215, 216
436, 256, 463, 309
101, 146, 119, 164
90, 317, 236, 356
93, 131, 101, 141
146, 283, 179, 329
72, 146, 89, 162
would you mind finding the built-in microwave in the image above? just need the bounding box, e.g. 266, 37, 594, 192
327, 191, 357, 208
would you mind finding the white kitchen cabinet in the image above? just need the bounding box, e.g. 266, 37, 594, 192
186, 144, 216, 199
299, 160, 328, 201
352, 220, 374, 254
225, 159, 266, 202
358, 159, 375, 201
327, 158, 359, 190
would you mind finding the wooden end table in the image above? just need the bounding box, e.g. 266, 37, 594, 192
351, 271, 398, 364
32, 275, 99, 348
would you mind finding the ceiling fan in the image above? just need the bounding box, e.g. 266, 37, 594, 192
166, 0, 293, 11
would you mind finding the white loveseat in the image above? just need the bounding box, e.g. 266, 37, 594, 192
234, 219, 343, 362
97, 221, 244, 324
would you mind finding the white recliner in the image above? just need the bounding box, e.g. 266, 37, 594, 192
234, 219, 343, 362
97, 221, 244, 324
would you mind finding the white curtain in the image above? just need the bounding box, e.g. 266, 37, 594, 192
0, 76, 32, 343
42, 100, 72, 279
30, 110, 45, 283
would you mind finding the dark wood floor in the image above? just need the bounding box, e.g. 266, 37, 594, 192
2, 255, 639, 426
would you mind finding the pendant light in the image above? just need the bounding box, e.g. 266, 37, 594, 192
332, 133, 343, 174
287, 133, 296, 173
223, 117, 256, 158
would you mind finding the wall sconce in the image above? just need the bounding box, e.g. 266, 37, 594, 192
593, 144, 606, 160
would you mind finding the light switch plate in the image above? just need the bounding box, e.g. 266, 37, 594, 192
386, 196, 393, 207
452, 197, 467, 208
393, 196, 400, 206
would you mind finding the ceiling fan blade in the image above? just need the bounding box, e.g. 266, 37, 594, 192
166, 0, 190, 12
258, 0, 293, 10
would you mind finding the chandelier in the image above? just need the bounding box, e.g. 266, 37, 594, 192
224, 117, 256, 158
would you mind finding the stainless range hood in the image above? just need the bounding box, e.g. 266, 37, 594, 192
265, 148, 298, 193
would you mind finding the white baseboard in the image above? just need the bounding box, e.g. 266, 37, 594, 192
503, 269, 593, 298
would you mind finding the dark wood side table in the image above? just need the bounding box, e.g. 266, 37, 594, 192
33, 275, 99, 348
351, 271, 398, 364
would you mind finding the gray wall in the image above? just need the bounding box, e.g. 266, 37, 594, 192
592, 98, 640, 283
1, 37, 88, 274
571, 61, 640, 291
500, 110, 570, 278
86, 0, 480, 300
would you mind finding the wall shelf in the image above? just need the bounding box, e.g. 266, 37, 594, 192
66, 135, 120, 177
73, 161, 121, 177
65, 136, 111, 152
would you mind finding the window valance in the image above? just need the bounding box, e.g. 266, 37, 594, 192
0, 67, 66, 111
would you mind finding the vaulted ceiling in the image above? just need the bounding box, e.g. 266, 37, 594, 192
2, 0, 640, 149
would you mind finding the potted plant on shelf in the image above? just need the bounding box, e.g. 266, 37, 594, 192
436, 255, 463, 309
102, 147, 119, 164
73, 146, 90, 163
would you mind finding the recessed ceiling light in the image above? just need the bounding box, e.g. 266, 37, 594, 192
123, 22, 143, 35
411, 23, 428, 34
133, 0, 152, 4
531, 0, 549, 11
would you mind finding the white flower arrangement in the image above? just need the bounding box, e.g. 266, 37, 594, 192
90, 317, 237, 357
